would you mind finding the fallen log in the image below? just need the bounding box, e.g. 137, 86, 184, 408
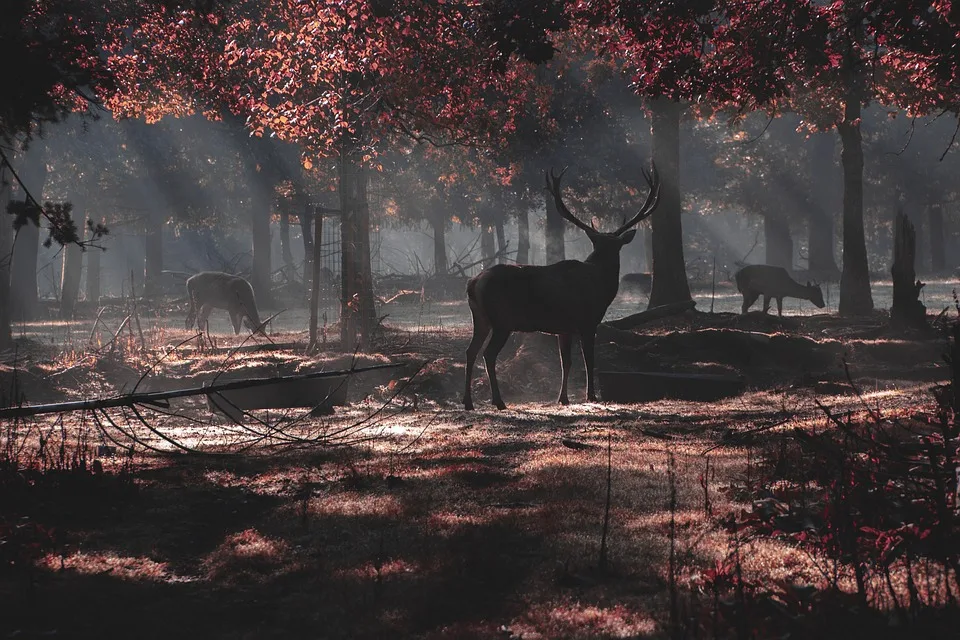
0, 362, 405, 419
603, 300, 696, 331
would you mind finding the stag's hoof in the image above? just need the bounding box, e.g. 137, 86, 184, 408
557, 397, 569, 406
463, 400, 474, 411
494, 401, 507, 410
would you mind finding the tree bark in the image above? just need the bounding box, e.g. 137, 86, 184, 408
807, 132, 840, 279
494, 217, 507, 263
250, 190, 273, 309
516, 208, 530, 264
431, 215, 448, 275
339, 127, 377, 351
300, 206, 314, 286
763, 214, 793, 270
59, 203, 84, 319
0, 163, 13, 351
837, 91, 874, 316
144, 210, 163, 294
86, 237, 102, 304
10, 138, 47, 321
309, 208, 323, 352
544, 193, 565, 264
642, 222, 653, 272
647, 97, 692, 309
480, 221, 496, 269
928, 202, 946, 272
279, 207, 295, 277
890, 210, 926, 329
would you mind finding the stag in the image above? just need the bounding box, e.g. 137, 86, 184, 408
463, 164, 661, 410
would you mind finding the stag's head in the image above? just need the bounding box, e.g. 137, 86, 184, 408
807, 281, 826, 308
545, 164, 661, 261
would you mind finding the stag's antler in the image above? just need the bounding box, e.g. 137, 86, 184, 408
545, 167, 596, 234
613, 162, 661, 236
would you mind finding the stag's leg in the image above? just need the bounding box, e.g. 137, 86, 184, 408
762, 295, 772, 314
463, 312, 490, 410
230, 311, 243, 334
776, 297, 784, 317
581, 331, 597, 402
483, 329, 511, 410
557, 334, 573, 405
741, 291, 759, 314
185, 296, 197, 330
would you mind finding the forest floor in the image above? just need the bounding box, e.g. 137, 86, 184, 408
0, 302, 955, 639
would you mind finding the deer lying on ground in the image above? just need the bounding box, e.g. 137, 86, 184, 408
735, 264, 825, 316
185, 272, 267, 336
463, 163, 660, 410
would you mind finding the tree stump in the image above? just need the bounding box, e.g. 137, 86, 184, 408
890, 210, 927, 330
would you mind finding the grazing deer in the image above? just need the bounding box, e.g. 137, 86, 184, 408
185, 272, 267, 336
463, 164, 661, 410
735, 264, 825, 316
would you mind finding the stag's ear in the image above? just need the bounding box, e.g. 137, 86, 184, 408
619, 229, 637, 245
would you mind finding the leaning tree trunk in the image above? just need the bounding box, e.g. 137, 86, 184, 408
430, 215, 448, 275
928, 202, 946, 273
648, 97, 692, 309
0, 162, 13, 351
544, 194, 565, 264
837, 63, 873, 316
763, 214, 793, 270
10, 138, 48, 321
59, 203, 84, 320
339, 127, 377, 352
516, 208, 530, 264
807, 132, 840, 279
250, 190, 273, 309
144, 210, 163, 295
890, 210, 926, 329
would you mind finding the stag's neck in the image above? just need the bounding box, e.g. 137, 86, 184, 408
584, 251, 622, 298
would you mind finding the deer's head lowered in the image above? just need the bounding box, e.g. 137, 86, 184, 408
463, 163, 660, 411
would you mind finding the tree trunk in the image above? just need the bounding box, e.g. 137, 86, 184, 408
928, 203, 946, 272
300, 206, 314, 286
764, 214, 793, 270
279, 207, 295, 277
250, 191, 273, 309
10, 138, 47, 321
837, 92, 874, 316
431, 215, 448, 275
144, 210, 163, 294
86, 240, 102, 304
643, 222, 653, 272
59, 204, 84, 319
309, 208, 323, 352
339, 128, 377, 351
494, 217, 507, 263
0, 163, 13, 351
890, 210, 926, 329
516, 208, 530, 264
480, 222, 496, 269
544, 194, 565, 264
648, 97, 692, 309
807, 132, 840, 280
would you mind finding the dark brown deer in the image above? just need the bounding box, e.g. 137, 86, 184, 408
735, 264, 825, 316
463, 164, 660, 410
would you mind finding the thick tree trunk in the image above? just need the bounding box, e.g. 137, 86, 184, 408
10, 139, 47, 321
890, 210, 926, 329
494, 218, 507, 263
300, 207, 314, 286
144, 211, 163, 294
59, 204, 84, 319
544, 194, 565, 264
250, 192, 273, 309
0, 163, 13, 351
339, 130, 377, 351
928, 203, 946, 272
431, 215, 448, 275
763, 214, 793, 270
309, 208, 323, 352
648, 97, 692, 309
516, 208, 530, 264
279, 208, 295, 277
807, 132, 840, 280
837, 93, 874, 316
480, 222, 496, 269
